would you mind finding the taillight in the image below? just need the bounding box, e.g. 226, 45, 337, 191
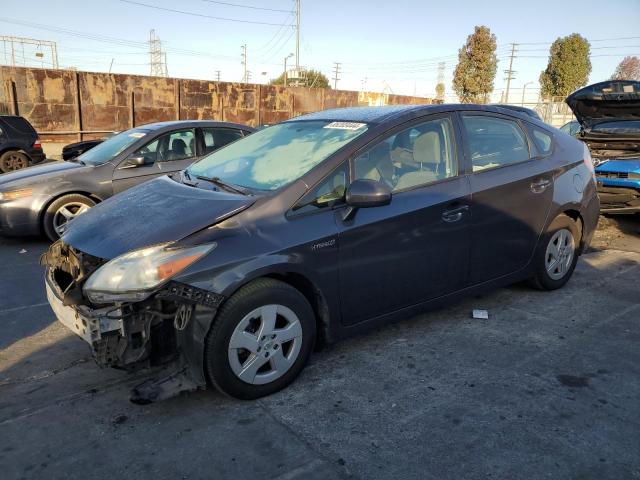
33, 137, 42, 149
582, 143, 595, 179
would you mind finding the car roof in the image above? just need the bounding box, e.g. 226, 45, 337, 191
136, 120, 255, 131
286, 103, 544, 125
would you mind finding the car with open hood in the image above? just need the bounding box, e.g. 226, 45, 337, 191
0, 120, 254, 240
566, 80, 640, 213
41, 104, 600, 401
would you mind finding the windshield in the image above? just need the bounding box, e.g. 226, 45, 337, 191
78, 129, 149, 165
186, 120, 368, 190
591, 120, 640, 135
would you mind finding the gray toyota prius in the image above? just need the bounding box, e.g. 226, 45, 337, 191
41, 104, 600, 401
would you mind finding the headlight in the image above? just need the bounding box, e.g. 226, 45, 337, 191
0, 188, 33, 201
83, 242, 216, 303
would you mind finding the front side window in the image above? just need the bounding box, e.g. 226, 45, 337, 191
461, 115, 530, 171
291, 164, 348, 215
352, 117, 458, 192
187, 120, 368, 191
79, 129, 150, 166
158, 130, 196, 162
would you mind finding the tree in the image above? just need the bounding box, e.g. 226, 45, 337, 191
452, 26, 498, 103
435, 82, 445, 100
270, 69, 330, 88
611, 56, 640, 80
539, 34, 591, 98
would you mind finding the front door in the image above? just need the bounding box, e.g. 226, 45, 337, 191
112, 129, 197, 193
459, 113, 554, 285
336, 115, 471, 326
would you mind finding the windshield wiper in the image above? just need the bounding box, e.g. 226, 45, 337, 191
195, 175, 249, 195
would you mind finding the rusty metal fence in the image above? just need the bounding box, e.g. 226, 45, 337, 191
0, 66, 437, 143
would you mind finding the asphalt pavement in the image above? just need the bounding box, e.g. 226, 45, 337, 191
1, 220, 639, 480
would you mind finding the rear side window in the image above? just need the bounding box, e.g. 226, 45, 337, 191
202, 128, 244, 155
1, 116, 36, 135
461, 115, 530, 172
529, 126, 553, 156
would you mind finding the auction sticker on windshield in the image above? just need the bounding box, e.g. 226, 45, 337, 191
324, 122, 367, 130
128, 132, 146, 138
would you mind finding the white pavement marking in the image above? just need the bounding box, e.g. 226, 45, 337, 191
0, 303, 50, 315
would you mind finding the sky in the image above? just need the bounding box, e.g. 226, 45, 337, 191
1, 0, 639, 103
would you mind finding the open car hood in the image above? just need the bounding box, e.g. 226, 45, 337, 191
62, 176, 254, 259
566, 80, 640, 130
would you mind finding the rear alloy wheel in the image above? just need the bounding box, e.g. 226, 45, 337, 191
530, 214, 581, 290
0, 150, 29, 172
43, 194, 95, 241
205, 278, 316, 399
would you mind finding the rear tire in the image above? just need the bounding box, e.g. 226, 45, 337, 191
0, 150, 30, 172
204, 278, 316, 399
43, 194, 95, 241
529, 214, 581, 290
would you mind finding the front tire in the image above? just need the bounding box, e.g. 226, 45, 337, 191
43, 194, 95, 241
204, 278, 316, 399
530, 214, 581, 290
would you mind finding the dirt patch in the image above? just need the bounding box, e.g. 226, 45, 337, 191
589, 215, 640, 254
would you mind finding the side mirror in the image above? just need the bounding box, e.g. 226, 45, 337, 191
122, 155, 150, 169
342, 179, 391, 221
346, 179, 391, 208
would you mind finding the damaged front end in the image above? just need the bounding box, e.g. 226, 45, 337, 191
40, 241, 225, 402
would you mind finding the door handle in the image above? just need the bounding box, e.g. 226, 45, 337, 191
442, 205, 469, 223
530, 178, 551, 193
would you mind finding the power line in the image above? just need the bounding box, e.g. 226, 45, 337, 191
200, 0, 293, 13
117, 0, 295, 26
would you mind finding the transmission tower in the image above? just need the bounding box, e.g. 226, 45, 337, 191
1, 35, 58, 69
436, 62, 445, 100
241, 44, 248, 83
149, 29, 168, 77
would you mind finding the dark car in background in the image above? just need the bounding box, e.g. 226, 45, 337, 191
566, 80, 640, 213
0, 115, 46, 172
62, 134, 116, 161
0, 120, 254, 239
41, 104, 599, 401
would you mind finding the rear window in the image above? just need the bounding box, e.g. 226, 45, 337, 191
0, 116, 36, 134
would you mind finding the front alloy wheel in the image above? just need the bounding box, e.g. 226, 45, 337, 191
205, 278, 315, 399
228, 304, 303, 385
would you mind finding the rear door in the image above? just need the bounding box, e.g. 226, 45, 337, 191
459, 112, 554, 285
336, 114, 471, 325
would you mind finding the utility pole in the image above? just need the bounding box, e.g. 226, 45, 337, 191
215, 70, 221, 82
295, 0, 300, 71
241, 44, 247, 83
503, 43, 518, 104
332, 62, 341, 90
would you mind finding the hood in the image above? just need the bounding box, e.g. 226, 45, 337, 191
62, 175, 255, 259
0, 160, 86, 188
595, 158, 640, 174
566, 80, 640, 130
